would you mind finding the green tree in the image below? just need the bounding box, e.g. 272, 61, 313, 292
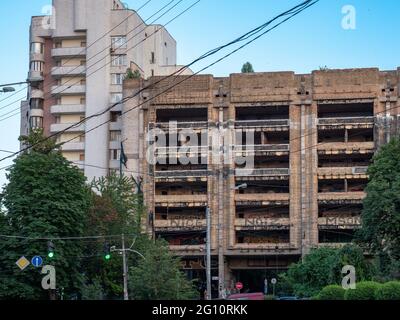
284, 245, 375, 297
125, 68, 141, 79
128, 238, 198, 300
80, 174, 144, 299
285, 247, 338, 297
241, 62, 254, 73
0, 130, 91, 299
356, 138, 400, 277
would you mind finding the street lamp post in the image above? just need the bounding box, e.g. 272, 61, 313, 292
0, 87, 15, 93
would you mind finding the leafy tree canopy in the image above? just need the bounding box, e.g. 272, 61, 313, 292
241, 62, 254, 73
0, 130, 91, 299
357, 138, 400, 277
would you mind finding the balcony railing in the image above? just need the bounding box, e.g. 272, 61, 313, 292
235, 168, 290, 177
51, 66, 86, 76
155, 170, 209, 178
235, 119, 290, 129
317, 142, 375, 152
51, 104, 85, 115
52, 47, 86, 57
318, 117, 374, 126
50, 123, 85, 133
235, 144, 289, 154
318, 166, 368, 177
155, 146, 208, 157
150, 121, 208, 130
51, 85, 86, 95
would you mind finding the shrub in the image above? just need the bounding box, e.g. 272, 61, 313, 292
317, 285, 345, 300
375, 281, 400, 300
344, 281, 381, 300
264, 295, 276, 300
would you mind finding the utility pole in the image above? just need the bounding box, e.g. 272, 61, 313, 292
218, 107, 225, 299
122, 234, 129, 301
206, 207, 212, 300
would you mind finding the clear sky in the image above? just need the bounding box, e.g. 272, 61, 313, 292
0, 0, 399, 188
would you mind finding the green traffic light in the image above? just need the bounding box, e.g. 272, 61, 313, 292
48, 252, 54, 258
105, 254, 111, 260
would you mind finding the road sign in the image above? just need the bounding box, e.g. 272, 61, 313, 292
16, 256, 30, 271
31, 256, 43, 268
235, 282, 243, 290
271, 278, 277, 285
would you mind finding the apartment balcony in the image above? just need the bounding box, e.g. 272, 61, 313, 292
61, 142, 85, 152
235, 218, 290, 231
235, 119, 290, 131
30, 89, 44, 99
154, 194, 208, 207
150, 121, 208, 131
52, 47, 86, 58
109, 120, 122, 131
235, 168, 290, 180
50, 123, 85, 133
30, 52, 44, 62
317, 142, 375, 155
232, 243, 293, 252
318, 216, 361, 230
318, 166, 369, 179
169, 245, 205, 255
109, 160, 120, 169
235, 193, 290, 206
235, 144, 289, 157
155, 170, 209, 179
318, 117, 374, 130
29, 109, 43, 118
51, 85, 86, 96
154, 219, 207, 232
318, 191, 366, 205
51, 66, 86, 77
155, 146, 208, 159
28, 70, 44, 82
51, 104, 85, 115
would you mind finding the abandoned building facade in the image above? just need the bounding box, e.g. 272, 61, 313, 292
121, 67, 400, 293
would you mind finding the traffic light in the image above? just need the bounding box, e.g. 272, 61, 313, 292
104, 243, 111, 260
47, 241, 55, 259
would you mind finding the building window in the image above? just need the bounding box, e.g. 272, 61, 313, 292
79, 154, 85, 161
110, 149, 121, 160
81, 41, 87, 47
111, 55, 127, 66
110, 130, 122, 142
110, 111, 122, 122
111, 73, 125, 85
80, 60, 86, 66
150, 52, 155, 64
110, 93, 123, 103
80, 97, 86, 104
111, 36, 127, 49
30, 61, 44, 72
31, 42, 44, 54
79, 135, 85, 143
151, 69, 154, 77
55, 116, 61, 124
29, 116, 43, 129
80, 79, 86, 85
55, 41, 62, 48
30, 98, 44, 110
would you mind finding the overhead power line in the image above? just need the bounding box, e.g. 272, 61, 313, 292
0, 0, 319, 165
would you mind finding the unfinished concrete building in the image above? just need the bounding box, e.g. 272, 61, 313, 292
122, 67, 400, 294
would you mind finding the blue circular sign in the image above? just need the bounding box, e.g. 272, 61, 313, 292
31, 256, 43, 268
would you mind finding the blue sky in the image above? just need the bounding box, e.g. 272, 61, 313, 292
0, 0, 399, 188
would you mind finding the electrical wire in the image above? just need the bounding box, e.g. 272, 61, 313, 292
0, 0, 153, 107
0, 0, 318, 162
